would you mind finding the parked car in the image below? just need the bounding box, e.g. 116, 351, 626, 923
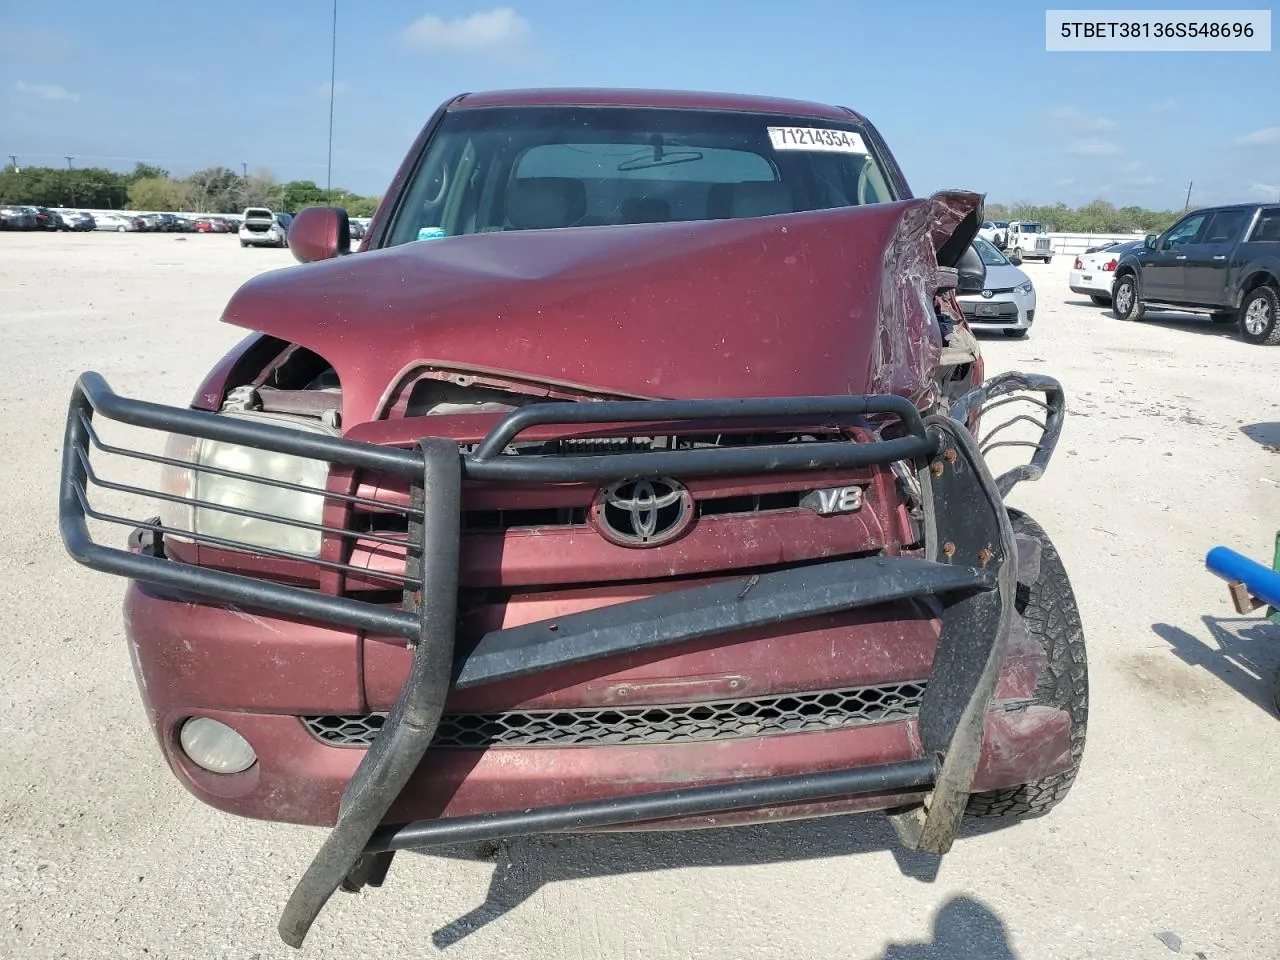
194, 219, 227, 233
58, 87, 1084, 948
1111, 202, 1280, 345
0, 204, 36, 230
1069, 239, 1145, 305
32, 207, 64, 231
954, 237, 1037, 337
58, 210, 96, 231
239, 208, 292, 247
1004, 221, 1053, 263
347, 218, 366, 240
978, 219, 1008, 248
94, 213, 140, 232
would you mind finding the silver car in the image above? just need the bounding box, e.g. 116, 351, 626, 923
955, 237, 1037, 338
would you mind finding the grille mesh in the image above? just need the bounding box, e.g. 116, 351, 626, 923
301, 681, 927, 749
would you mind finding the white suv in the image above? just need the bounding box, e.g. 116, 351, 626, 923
239, 208, 293, 248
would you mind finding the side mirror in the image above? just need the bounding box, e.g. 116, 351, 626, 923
1008, 252, 1023, 266
955, 244, 987, 294
1144, 233, 1158, 250
288, 206, 351, 264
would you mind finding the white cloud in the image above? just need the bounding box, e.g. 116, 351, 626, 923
1129, 175, 1159, 186
1049, 105, 1116, 133
1069, 138, 1121, 156
1121, 160, 1144, 172
14, 80, 79, 102
1150, 98, 1177, 113
400, 7, 532, 52
1235, 126, 1280, 147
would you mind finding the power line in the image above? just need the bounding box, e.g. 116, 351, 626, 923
326, 0, 338, 200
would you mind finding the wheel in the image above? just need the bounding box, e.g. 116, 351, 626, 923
1003, 329, 1029, 338
966, 509, 1088, 820
1239, 285, 1280, 345
117, 226, 126, 233
1112, 274, 1144, 321
1012, 247, 1023, 260
1210, 310, 1237, 324
240, 239, 248, 248
1043, 255, 1053, 265
1089, 295, 1111, 307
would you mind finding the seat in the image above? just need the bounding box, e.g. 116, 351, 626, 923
621, 197, 671, 224
706, 181, 795, 220
505, 178, 588, 230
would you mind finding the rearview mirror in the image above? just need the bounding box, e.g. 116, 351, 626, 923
288, 206, 351, 263
955, 244, 987, 294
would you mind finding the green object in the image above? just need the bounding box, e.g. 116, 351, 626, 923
1270, 531, 1280, 624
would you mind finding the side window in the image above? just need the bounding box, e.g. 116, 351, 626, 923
1163, 213, 1207, 247
1248, 210, 1280, 243
1202, 210, 1250, 244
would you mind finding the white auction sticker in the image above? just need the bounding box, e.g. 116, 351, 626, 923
767, 126, 868, 154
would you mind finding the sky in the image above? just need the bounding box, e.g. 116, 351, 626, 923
2, 1, 1278, 209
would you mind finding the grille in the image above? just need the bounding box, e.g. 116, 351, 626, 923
301, 681, 927, 748
959, 301, 1019, 320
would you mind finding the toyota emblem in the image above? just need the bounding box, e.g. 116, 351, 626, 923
590, 477, 694, 548
981, 289, 994, 298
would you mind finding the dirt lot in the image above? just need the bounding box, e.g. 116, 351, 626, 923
2, 231, 1278, 960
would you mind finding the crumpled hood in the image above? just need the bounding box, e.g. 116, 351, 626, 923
222, 196, 973, 424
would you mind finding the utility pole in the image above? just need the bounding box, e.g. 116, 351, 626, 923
326, 0, 338, 201
1184, 180, 1193, 211
241, 162, 247, 178
6, 155, 16, 172
65, 156, 74, 170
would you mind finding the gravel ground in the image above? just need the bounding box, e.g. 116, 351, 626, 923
2, 232, 1278, 960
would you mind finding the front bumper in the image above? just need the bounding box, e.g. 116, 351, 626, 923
60, 371, 1067, 946
956, 293, 1035, 332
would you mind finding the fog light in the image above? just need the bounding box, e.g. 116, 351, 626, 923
179, 717, 257, 774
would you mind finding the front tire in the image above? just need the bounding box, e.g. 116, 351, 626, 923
966, 509, 1088, 820
1239, 285, 1280, 345
1090, 295, 1111, 307
1112, 274, 1144, 321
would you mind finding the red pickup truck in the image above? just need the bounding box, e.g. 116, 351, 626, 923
59, 87, 1086, 947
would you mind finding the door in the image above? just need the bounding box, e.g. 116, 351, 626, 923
1182, 208, 1254, 306
1143, 212, 1209, 300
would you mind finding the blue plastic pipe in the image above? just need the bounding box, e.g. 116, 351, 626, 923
1205, 546, 1280, 610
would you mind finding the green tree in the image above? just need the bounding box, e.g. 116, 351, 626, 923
345, 194, 380, 218
281, 179, 329, 213
128, 176, 186, 211
240, 168, 284, 210
127, 162, 169, 183
184, 166, 243, 213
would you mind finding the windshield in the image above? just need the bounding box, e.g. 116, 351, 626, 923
1018, 222, 1044, 233
385, 105, 898, 245
244, 208, 273, 220
972, 237, 1010, 266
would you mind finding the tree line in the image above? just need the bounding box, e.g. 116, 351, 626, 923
983, 199, 1184, 235
0, 163, 1194, 233
0, 162, 381, 217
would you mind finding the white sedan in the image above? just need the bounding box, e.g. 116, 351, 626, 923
94, 213, 140, 232
1069, 239, 1145, 306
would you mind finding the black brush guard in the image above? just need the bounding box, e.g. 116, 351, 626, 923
58, 370, 1065, 948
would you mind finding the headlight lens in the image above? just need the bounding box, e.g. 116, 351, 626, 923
1016, 281, 1034, 295
180, 717, 257, 774
158, 411, 338, 558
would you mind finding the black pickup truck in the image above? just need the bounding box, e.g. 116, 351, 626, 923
1111, 202, 1280, 345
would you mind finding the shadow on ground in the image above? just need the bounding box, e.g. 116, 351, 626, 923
406, 813, 1019, 948
1241, 422, 1280, 450
1151, 615, 1280, 716
1134, 310, 1240, 338
877, 895, 1018, 959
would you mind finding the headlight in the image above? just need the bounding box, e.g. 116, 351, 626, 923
1016, 281, 1034, 295
158, 411, 338, 558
